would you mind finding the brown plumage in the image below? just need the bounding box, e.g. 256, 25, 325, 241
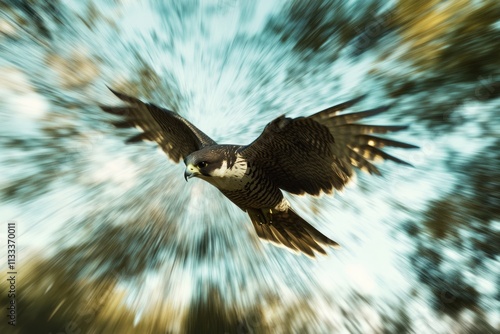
100, 88, 216, 162
100, 87, 418, 257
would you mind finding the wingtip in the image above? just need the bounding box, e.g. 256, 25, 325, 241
105, 85, 123, 99
353, 94, 368, 104
319, 237, 341, 250
105, 85, 118, 95
330, 242, 341, 250
105, 85, 139, 103
304, 242, 341, 259
400, 160, 416, 168
338, 94, 369, 111
381, 104, 393, 112
100, 105, 123, 115
405, 143, 420, 150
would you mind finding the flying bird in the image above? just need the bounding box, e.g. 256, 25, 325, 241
100, 88, 417, 257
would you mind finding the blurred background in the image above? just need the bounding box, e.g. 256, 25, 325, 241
0, 0, 498, 333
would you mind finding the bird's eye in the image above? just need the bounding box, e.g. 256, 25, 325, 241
197, 161, 208, 168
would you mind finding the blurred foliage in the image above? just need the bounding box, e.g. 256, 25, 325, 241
0, 0, 67, 44
55, 222, 176, 279
185, 287, 264, 334
459, 140, 500, 225
422, 140, 500, 257
0, 255, 179, 334
392, 0, 500, 82
386, 0, 500, 130
266, 0, 384, 58
406, 140, 499, 318
410, 244, 480, 316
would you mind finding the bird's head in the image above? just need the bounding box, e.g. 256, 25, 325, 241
183, 147, 226, 181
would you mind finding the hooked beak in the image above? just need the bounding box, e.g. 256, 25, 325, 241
184, 164, 200, 181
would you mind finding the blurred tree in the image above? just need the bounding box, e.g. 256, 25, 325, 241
407, 140, 499, 317
266, 0, 384, 58
385, 0, 500, 129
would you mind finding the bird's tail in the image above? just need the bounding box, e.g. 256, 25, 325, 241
247, 206, 340, 258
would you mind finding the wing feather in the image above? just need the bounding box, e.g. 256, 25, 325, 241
126, 132, 150, 143
240, 96, 417, 196
100, 87, 216, 163
248, 206, 339, 257
332, 124, 408, 134
268, 225, 298, 251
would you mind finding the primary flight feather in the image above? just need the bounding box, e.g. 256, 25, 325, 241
100, 88, 417, 257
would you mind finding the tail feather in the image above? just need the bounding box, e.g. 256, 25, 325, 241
247, 206, 339, 258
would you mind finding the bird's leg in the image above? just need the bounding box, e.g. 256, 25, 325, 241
247, 208, 274, 225
259, 208, 273, 224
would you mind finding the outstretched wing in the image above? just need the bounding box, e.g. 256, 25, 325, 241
100, 87, 216, 163
240, 96, 418, 196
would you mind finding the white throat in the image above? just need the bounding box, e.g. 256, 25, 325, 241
206, 155, 249, 190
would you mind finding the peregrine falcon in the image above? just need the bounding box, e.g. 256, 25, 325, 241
100, 88, 417, 257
